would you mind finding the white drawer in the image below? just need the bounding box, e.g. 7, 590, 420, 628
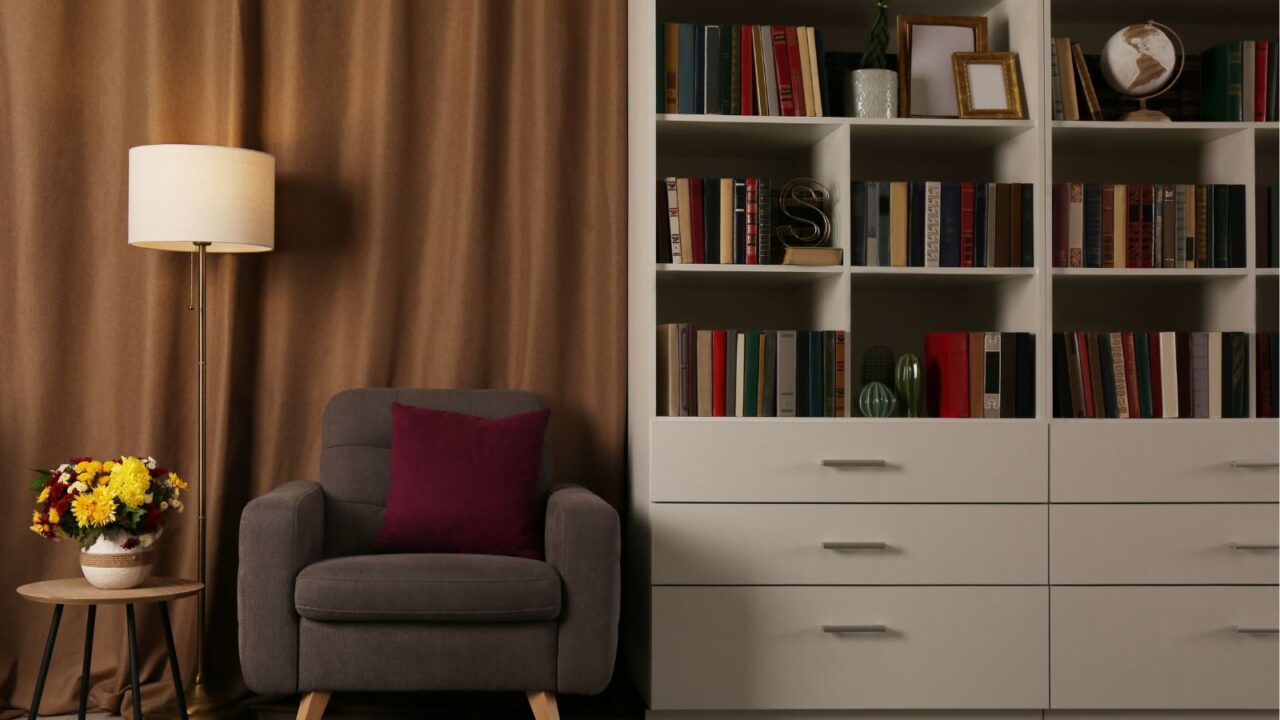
1051, 587, 1279, 709
1050, 421, 1279, 502
652, 504, 1047, 585
651, 419, 1047, 502
1051, 504, 1279, 584
651, 586, 1048, 710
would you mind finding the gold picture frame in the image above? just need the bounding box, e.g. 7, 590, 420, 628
897, 15, 989, 118
952, 52, 1025, 119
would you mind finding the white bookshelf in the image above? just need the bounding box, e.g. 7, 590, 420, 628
628, 0, 1279, 716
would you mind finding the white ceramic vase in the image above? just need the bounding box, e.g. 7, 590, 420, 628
847, 69, 899, 118
80, 532, 154, 589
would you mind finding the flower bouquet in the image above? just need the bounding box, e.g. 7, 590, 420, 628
30, 456, 187, 589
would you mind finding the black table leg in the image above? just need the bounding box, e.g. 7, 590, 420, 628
78, 604, 96, 720
125, 604, 143, 720
28, 603, 63, 720
158, 602, 189, 720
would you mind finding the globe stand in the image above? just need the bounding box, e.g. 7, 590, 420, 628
1122, 98, 1172, 122
1114, 21, 1184, 123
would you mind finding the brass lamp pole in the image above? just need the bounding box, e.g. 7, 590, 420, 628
128, 145, 275, 708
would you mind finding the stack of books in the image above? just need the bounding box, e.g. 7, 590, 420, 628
1052, 183, 1246, 269
1052, 331, 1251, 419
1201, 40, 1279, 122
659, 24, 828, 117
1258, 332, 1278, 418
1259, 186, 1279, 268
657, 325, 845, 417
658, 177, 776, 264
852, 181, 1034, 268
921, 332, 1036, 418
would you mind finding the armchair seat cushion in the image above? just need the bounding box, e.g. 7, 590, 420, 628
294, 553, 562, 623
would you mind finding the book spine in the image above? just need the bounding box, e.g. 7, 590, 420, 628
677, 323, 691, 416
777, 330, 797, 417
1078, 332, 1096, 418
1101, 183, 1115, 268
1067, 183, 1084, 267
719, 178, 734, 263
692, 25, 704, 113
890, 181, 909, 267
711, 330, 727, 416
796, 331, 809, 417
1227, 41, 1244, 122
823, 331, 835, 418
1213, 184, 1229, 267
1244, 41, 1256, 123
795, 27, 814, 117
734, 332, 745, 416
852, 182, 866, 266
657, 180, 672, 263
696, 330, 713, 416
974, 182, 987, 268
784, 26, 806, 117
1159, 332, 1178, 418
1051, 41, 1064, 120
705, 26, 722, 115
1176, 332, 1192, 418
1208, 331, 1223, 418
663, 24, 680, 113
1073, 42, 1103, 120
983, 332, 1002, 418
689, 178, 705, 263
1084, 184, 1102, 268
742, 330, 759, 417
814, 28, 830, 118
1148, 333, 1164, 418
1015, 333, 1034, 418
1152, 184, 1162, 268
924, 181, 942, 267
1181, 184, 1193, 268
771, 27, 795, 116
1021, 184, 1034, 268
670, 177, 688, 263
1126, 184, 1142, 268
909, 182, 926, 267
1161, 184, 1177, 268
1053, 184, 1069, 267
745, 177, 759, 265
834, 330, 846, 417
1259, 333, 1273, 418
1053, 333, 1068, 417
758, 178, 773, 265
740, 25, 754, 116
702, 175, 718, 264
806, 27, 824, 117
723, 25, 736, 115
1113, 184, 1127, 268
1109, 332, 1130, 418
878, 183, 891, 266
969, 331, 985, 419
1056, 38, 1079, 120
1228, 184, 1245, 268
960, 182, 975, 267
1066, 332, 1086, 417
808, 332, 824, 417
657, 325, 675, 416
762, 331, 777, 417
1140, 184, 1155, 268
1009, 183, 1023, 269
865, 181, 880, 267
1122, 332, 1140, 418
985, 182, 997, 268
940, 182, 961, 267
925, 332, 969, 418
1133, 332, 1151, 419
1191, 331, 1209, 418
1230, 332, 1248, 418
1097, 332, 1117, 419
733, 179, 747, 264
759, 26, 779, 116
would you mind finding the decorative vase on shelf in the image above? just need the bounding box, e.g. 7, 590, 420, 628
895, 352, 925, 418
849, 69, 899, 118
80, 532, 155, 589
858, 381, 899, 418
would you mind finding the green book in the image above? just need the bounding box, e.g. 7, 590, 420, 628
1201, 42, 1243, 121
1230, 332, 1248, 418
808, 332, 824, 417
718, 24, 733, 115
742, 330, 760, 417
823, 331, 836, 418
1135, 332, 1153, 419
1213, 185, 1230, 268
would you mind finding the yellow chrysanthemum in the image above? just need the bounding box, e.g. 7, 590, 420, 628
168, 471, 187, 492
106, 456, 151, 509
32, 510, 42, 524
76, 471, 94, 483
102, 460, 116, 472
71, 486, 117, 528
48, 507, 60, 524
30, 521, 49, 536
36, 486, 50, 503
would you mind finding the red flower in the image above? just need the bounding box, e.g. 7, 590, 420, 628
123, 537, 140, 550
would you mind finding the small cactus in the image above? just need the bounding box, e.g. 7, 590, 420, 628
895, 352, 924, 418
858, 381, 899, 418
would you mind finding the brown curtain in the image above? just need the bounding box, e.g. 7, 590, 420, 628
0, 0, 626, 716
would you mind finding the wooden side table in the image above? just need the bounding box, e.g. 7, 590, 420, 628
16, 577, 202, 720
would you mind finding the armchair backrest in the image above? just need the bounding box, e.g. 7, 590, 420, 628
319, 388, 551, 557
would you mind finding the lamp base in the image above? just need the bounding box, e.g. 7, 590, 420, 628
185, 680, 243, 720
1121, 108, 1173, 122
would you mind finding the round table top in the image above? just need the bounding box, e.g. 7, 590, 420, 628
16, 577, 202, 605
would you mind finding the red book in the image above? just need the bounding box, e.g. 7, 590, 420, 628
1125, 184, 1143, 268
1053, 183, 1070, 267
1176, 332, 1192, 418
689, 178, 705, 263
712, 330, 728, 416
1256, 42, 1269, 122
960, 182, 975, 267
745, 178, 759, 264
1122, 333, 1141, 418
1076, 332, 1095, 418
925, 332, 969, 418
784, 27, 806, 117
1148, 332, 1163, 417
1140, 184, 1155, 268
771, 28, 795, 116
740, 25, 755, 116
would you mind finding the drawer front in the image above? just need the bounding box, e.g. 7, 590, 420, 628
650, 420, 1047, 502
653, 504, 1047, 585
651, 586, 1048, 710
1050, 421, 1279, 502
1051, 587, 1279, 709
1051, 504, 1279, 584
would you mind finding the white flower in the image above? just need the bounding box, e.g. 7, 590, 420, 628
70, 480, 88, 493
154, 527, 164, 540
144, 456, 157, 469
57, 464, 71, 472
58, 473, 70, 484
171, 499, 183, 512
139, 534, 154, 547
143, 493, 153, 504
160, 501, 169, 510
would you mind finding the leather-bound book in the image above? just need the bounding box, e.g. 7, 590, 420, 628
984, 332, 1003, 419
1175, 332, 1192, 418
1066, 183, 1083, 267
1112, 184, 1127, 267
974, 183, 988, 267
1100, 184, 1115, 268
1158, 331, 1178, 418
742, 330, 759, 417
960, 182, 976, 268
941, 183, 962, 267
1190, 332, 1209, 418
1147, 332, 1164, 418
1084, 332, 1103, 418
1084, 184, 1102, 268
834, 331, 846, 417
1066, 333, 1086, 418
1161, 184, 1177, 268
1125, 184, 1143, 268
1122, 333, 1141, 418
1053, 183, 1070, 267
1195, 185, 1209, 267
1015, 332, 1035, 419
696, 330, 713, 416
926, 332, 969, 418
1134, 332, 1153, 419
1096, 332, 1117, 419
1109, 332, 1130, 419
969, 331, 986, 418
771, 27, 794, 116
711, 330, 727, 417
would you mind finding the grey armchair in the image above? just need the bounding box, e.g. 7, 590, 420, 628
237, 389, 620, 720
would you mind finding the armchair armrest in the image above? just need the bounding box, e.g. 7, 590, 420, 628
237, 480, 325, 694
544, 484, 620, 695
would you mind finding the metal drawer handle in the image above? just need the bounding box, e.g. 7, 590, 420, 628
823, 541, 889, 550
1230, 461, 1279, 469
820, 459, 887, 468
1233, 626, 1280, 634
1231, 542, 1280, 550
823, 624, 888, 634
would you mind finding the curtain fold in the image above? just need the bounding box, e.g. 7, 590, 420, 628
0, 0, 626, 715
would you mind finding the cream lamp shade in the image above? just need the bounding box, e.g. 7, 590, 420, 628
128, 144, 275, 252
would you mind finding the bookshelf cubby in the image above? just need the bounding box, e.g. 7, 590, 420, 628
629, 0, 1279, 714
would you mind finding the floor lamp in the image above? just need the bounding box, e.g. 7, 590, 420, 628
128, 144, 275, 709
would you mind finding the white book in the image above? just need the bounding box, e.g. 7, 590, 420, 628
1160, 332, 1179, 418
758, 26, 779, 116
865, 181, 880, 266
734, 332, 746, 416
1208, 332, 1223, 419
776, 331, 797, 417
925, 181, 942, 267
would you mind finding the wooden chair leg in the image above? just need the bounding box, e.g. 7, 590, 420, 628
526, 690, 560, 720
297, 691, 331, 720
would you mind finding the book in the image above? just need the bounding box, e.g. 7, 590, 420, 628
762, 331, 777, 417
1021, 184, 1034, 268
1208, 331, 1223, 419
1084, 183, 1102, 268
703, 177, 719, 264
657, 324, 680, 416
782, 247, 842, 265
692, 25, 705, 113
725, 331, 738, 417
733, 179, 747, 263
925, 332, 969, 418
983, 332, 1002, 418
742, 330, 760, 417
823, 331, 835, 417
1067, 183, 1084, 267
973, 183, 987, 267
1228, 184, 1245, 268
796, 27, 814, 117
1113, 184, 1127, 267
1201, 41, 1243, 122
1140, 184, 1155, 268
745, 178, 759, 264
806, 27, 824, 116
1053, 333, 1069, 417
678, 323, 693, 416
925, 181, 942, 267
1066, 333, 1086, 417
676, 178, 693, 264
777, 331, 797, 417
1195, 184, 1208, 267
1161, 184, 1176, 268
1180, 184, 1193, 268
1191, 332, 1209, 418
1148, 333, 1163, 418
1072, 42, 1102, 120
814, 29, 830, 117
1109, 332, 1130, 419
985, 182, 997, 267
758, 26, 779, 116
796, 330, 809, 417
711, 330, 727, 416
890, 181, 909, 266
1126, 184, 1142, 268
852, 182, 866, 266
1259, 332, 1274, 418
864, 181, 881, 266
969, 331, 985, 418
719, 178, 733, 263
758, 178, 774, 264
705, 26, 722, 115
1051, 42, 1064, 120
657, 180, 672, 264
1015, 332, 1035, 419
696, 330, 713, 416
808, 331, 824, 417
1122, 333, 1140, 418
941, 183, 961, 267
1096, 332, 1116, 418
1053, 183, 1070, 267
676, 24, 696, 113
1084, 331, 1102, 418
960, 182, 976, 268
688, 178, 704, 263
1213, 184, 1229, 268
877, 182, 891, 267
910, 181, 926, 266
1100, 183, 1115, 267
1229, 332, 1248, 418
1243, 41, 1255, 123
785, 26, 806, 117
994, 183, 1012, 267
1158, 332, 1178, 418
772, 27, 794, 116
1176, 332, 1192, 418
834, 330, 846, 417
1055, 38, 1079, 121
739, 25, 754, 116
725, 24, 738, 115
1134, 332, 1152, 419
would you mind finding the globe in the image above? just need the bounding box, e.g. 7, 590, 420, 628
1099, 23, 1178, 98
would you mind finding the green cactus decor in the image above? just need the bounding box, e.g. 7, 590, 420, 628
895, 352, 924, 418
858, 381, 898, 418
861, 344, 895, 387
860, 0, 891, 70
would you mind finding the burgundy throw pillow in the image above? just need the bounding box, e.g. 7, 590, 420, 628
374, 402, 550, 559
